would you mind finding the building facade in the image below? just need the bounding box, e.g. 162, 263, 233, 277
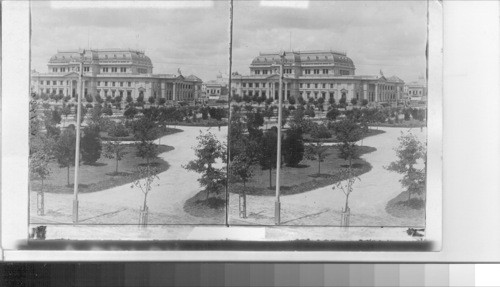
31, 49, 200, 103
405, 76, 427, 102
232, 50, 405, 105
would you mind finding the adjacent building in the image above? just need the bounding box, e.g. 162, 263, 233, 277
405, 76, 427, 103
232, 50, 405, 105
31, 49, 201, 103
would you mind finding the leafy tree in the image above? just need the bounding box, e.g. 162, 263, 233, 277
136, 94, 145, 106
308, 97, 315, 104
305, 107, 316, 118
131, 117, 159, 142
61, 104, 72, 127
107, 121, 129, 137
265, 97, 274, 105
339, 97, 347, 107
85, 94, 93, 104
242, 94, 252, 103
281, 108, 291, 128
148, 96, 155, 105
63, 95, 71, 103
246, 111, 264, 132
351, 98, 358, 105
361, 99, 369, 106
126, 94, 133, 106
259, 128, 278, 189
385, 132, 426, 201
304, 123, 331, 174
288, 96, 296, 105
262, 107, 274, 129
282, 128, 305, 167
184, 132, 227, 199
135, 140, 158, 166
81, 126, 102, 164
53, 129, 76, 186
326, 107, 340, 121
40, 93, 49, 102
51, 108, 62, 125
102, 105, 113, 116
158, 98, 166, 106
103, 141, 127, 174
333, 119, 364, 168
95, 94, 104, 104
228, 153, 254, 218
297, 96, 306, 106
252, 94, 260, 104
124, 106, 138, 119
258, 95, 267, 105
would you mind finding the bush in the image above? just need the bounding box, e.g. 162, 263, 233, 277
124, 107, 138, 119
326, 108, 340, 121
107, 122, 129, 137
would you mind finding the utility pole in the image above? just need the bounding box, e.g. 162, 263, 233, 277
275, 51, 286, 225
225, 0, 234, 227
72, 49, 85, 223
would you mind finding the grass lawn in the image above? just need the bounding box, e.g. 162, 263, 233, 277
229, 145, 377, 197
30, 144, 174, 194
303, 128, 385, 143
385, 191, 425, 220
183, 190, 225, 221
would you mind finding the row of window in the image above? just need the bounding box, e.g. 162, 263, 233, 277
102, 67, 128, 73
98, 81, 132, 88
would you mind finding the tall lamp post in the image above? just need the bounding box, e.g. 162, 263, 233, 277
275, 51, 286, 225
72, 49, 85, 223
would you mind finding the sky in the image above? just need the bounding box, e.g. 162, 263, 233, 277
31, 1, 427, 83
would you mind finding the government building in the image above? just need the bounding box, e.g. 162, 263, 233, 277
31, 49, 202, 103
232, 50, 405, 105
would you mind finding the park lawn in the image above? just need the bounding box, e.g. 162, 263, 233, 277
229, 145, 376, 197
30, 144, 174, 194
302, 128, 385, 143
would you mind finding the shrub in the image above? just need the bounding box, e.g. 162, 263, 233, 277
283, 128, 305, 167
108, 122, 129, 137
124, 107, 138, 119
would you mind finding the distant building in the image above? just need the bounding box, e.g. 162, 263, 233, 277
202, 80, 224, 100
405, 76, 427, 103
31, 49, 201, 103
232, 50, 405, 104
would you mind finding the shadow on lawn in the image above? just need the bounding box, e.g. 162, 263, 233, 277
183, 190, 225, 223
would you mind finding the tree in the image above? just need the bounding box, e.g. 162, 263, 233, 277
282, 128, 305, 167
281, 108, 290, 128
61, 104, 72, 127
135, 140, 158, 166
351, 98, 358, 105
326, 107, 340, 121
126, 94, 133, 106
361, 99, 369, 106
228, 153, 254, 218
103, 141, 127, 174
53, 129, 76, 186
259, 128, 278, 189
158, 98, 166, 106
304, 123, 331, 174
51, 108, 62, 125
131, 165, 160, 226
95, 94, 104, 104
288, 96, 296, 105
262, 107, 274, 129
102, 105, 113, 116
124, 106, 138, 119
81, 126, 102, 164
136, 93, 145, 106
184, 132, 227, 200
305, 107, 316, 118
339, 97, 347, 107
385, 132, 426, 201
29, 134, 53, 216
265, 97, 274, 105
333, 119, 364, 168
148, 96, 155, 105
332, 168, 360, 215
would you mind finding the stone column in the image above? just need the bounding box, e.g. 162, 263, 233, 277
173, 82, 177, 101
374, 83, 379, 102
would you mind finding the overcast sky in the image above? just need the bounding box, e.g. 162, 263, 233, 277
31, 1, 427, 82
